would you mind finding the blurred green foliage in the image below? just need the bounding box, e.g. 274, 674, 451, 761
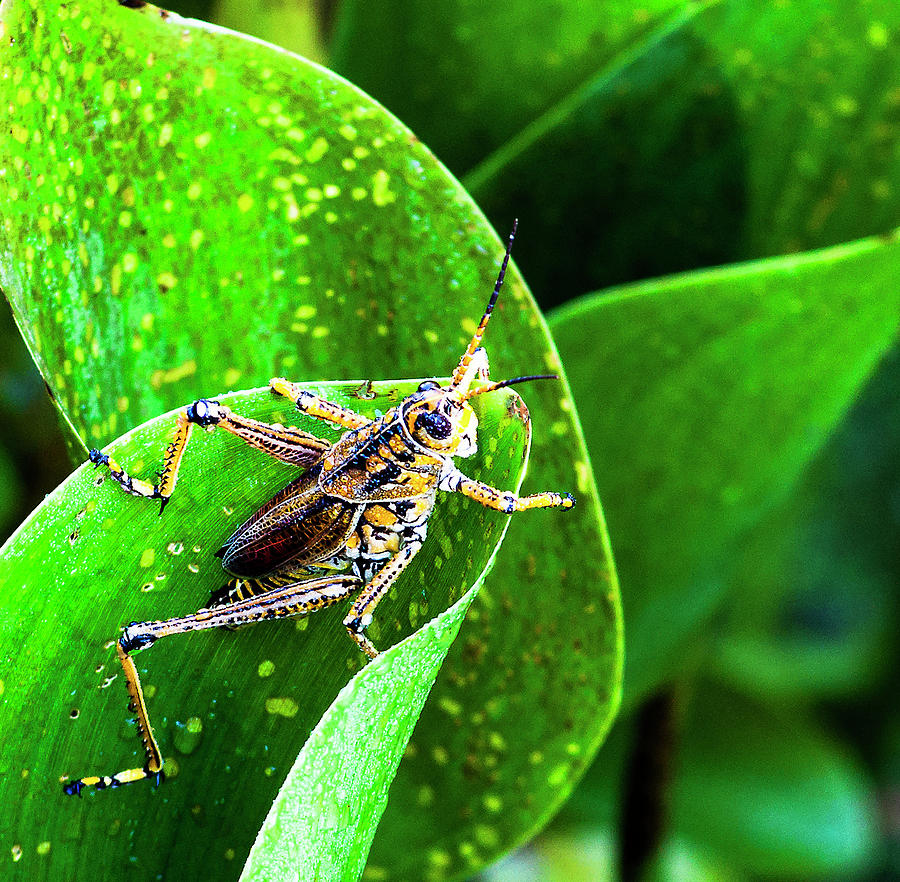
1, 0, 899, 880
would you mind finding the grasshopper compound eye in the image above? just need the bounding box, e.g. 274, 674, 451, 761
414, 411, 452, 441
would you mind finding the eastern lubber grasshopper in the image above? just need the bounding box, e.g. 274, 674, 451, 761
63, 222, 575, 795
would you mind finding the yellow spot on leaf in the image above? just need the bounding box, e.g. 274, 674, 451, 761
237, 193, 254, 212
151, 359, 197, 388
867, 22, 889, 48
158, 122, 173, 147
157, 271, 178, 291
833, 95, 858, 116
304, 136, 329, 162
139, 548, 155, 568
194, 131, 212, 149
265, 697, 298, 717
371, 170, 396, 206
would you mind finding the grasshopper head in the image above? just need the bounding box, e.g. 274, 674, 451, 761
403, 380, 480, 458
402, 221, 557, 459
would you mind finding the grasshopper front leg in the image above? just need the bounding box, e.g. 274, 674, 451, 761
343, 540, 424, 657
439, 465, 575, 512
270, 377, 370, 430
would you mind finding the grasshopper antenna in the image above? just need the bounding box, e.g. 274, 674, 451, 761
463, 374, 558, 400
450, 219, 518, 389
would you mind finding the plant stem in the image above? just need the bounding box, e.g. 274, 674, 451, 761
619, 687, 681, 882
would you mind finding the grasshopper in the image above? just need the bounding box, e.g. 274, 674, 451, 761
63, 222, 574, 795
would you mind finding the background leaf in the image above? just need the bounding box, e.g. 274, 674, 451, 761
538, 684, 879, 881
672, 686, 879, 878
549, 232, 900, 702
329, 0, 690, 176
0, 381, 528, 881
0, 1, 622, 878
330, 0, 900, 307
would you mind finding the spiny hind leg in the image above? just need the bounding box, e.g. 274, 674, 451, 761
90, 399, 331, 513
63, 572, 362, 795
206, 568, 346, 629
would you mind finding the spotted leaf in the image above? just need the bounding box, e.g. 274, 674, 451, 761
0, 1, 622, 879
0, 381, 525, 880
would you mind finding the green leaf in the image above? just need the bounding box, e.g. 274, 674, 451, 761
549, 231, 900, 702
239, 580, 481, 882
211, 0, 329, 63
459, 0, 900, 303
0, 380, 527, 880
0, 2, 622, 877
674, 686, 879, 878
710, 341, 900, 699
551, 686, 879, 880
329, 0, 689, 175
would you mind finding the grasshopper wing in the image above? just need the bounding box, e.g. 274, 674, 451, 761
216, 464, 360, 578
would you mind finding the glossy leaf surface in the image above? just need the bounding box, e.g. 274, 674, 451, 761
0, 381, 525, 880
324, 0, 900, 333
0, 1, 622, 878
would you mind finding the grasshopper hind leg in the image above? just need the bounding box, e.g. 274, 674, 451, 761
63, 571, 362, 796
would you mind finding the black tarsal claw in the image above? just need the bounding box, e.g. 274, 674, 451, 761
158, 496, 169, 516
63, 779, 83, 797
88, 449, 108, 468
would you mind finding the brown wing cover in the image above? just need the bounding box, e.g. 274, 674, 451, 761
217, 464, 359, 577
